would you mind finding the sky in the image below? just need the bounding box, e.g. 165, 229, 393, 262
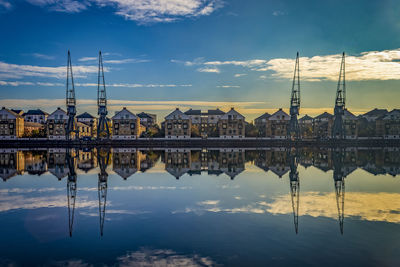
0, 0, 400, 122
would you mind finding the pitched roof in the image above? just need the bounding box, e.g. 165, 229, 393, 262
112, 107, 137, 120
220, 108, 245, 120
24, 109, 48, 116
77, 112, 95, 119
207, 109, 225, 115
184, 109, 201, 115
165, 108, 190, 120
137, 112, 156, 119
255, 112, 271, 121
299, 115, 313, 122
343, 109, 357, 120
362, 108, 388, 117
0, 107, 23, 118
315, 112, 333, 120
268, 108, 290, 120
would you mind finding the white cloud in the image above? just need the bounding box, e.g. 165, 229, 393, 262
32, 53, 55, 60
197, 67, 220, 73
216, 85, 240, 88
171, 57, 204, 66
0, 0, 12, 10
27, 0, 89, 13
197, 49, 400, 81
26, 0, 223, 23
0, 80, 34, 86
272, 10, 285, 16
234, 73, 247, 77
104, 58, 150, 64
0, 61, 100, 79
259, 75, 266, 79
78, 56, 97, 62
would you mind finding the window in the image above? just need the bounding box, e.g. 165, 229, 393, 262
114, 123, 119, 129
238, 123, 243, 129
222, 123, 227, 129
9, 124, 13, 129
167, 123, 172, 129
183, 123, 188, 129
131, 123, 135, 129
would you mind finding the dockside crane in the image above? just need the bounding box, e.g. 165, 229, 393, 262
97, 51, 110, 139
97, 148, 110, 236
66, 148, 78, 237
288, 148, 300, 234
287, 52, 301, 140
66, 50, 77, 140
332, 52, 346, 139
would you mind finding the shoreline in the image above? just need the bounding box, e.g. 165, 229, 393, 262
1, 138, 400, 148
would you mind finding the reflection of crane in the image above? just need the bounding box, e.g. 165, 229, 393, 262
287, 52, 300, 140
332, 149, 345, 235
66, 148, 78, 237
288, 148, 300, 234
66, 50, 77, 140
97, 51, 110, 139
97, 148, 110, 236
332, 52, 346, 139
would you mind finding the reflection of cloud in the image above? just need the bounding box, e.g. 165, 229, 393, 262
0, 194, 97, 212
50, 259, 91, 267
117, 248, 216, 267
173, 192, 400, 224
80, 209, 150, 217
265, 192, 400, 223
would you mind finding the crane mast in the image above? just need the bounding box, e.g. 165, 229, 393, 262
287, 52, 300, 140
66, 50, 77, 140
332, 52, 346, 139
97, 51, 110, 139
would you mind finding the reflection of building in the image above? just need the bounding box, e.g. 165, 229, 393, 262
139, 151, 160, 172
77, 149, 97, 172
24, 151, 47, 175
112, 107, 144, 139
164, 149, 191, 179
188, 150, 222, 176
218, 108, 245, 139
268, 149, 290, 178
219, 148, 245, 179
47, 108, 68, 140
0, 107, 24, 139
112, 148, 142, 179
0, 149, 24, 181
266, 109, 290, 139
164, 108, 191, 139
47, 148, 68, 180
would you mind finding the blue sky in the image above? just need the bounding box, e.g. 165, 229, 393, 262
1, 0, 400, 121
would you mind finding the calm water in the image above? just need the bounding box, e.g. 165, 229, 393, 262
0, 147, 400, 266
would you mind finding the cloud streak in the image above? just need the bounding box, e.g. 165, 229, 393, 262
26, 0, 223, 24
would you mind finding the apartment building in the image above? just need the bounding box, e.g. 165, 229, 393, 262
266, 109, 290, 139
218, 108, 245, 139
112, 107, 144, 139
164, 108, 191, 139
0, 107, 24, 139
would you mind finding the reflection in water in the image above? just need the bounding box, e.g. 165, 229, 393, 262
1, 147, 400, 238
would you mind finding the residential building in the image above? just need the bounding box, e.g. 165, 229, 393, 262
313, 112, 333, 139
218, 108, 245, 139
360, 108, 388, 122
137, 112, 157, 129
185, 108, 225, 138
255, 113, 271, 136
23, 109, 48, 124
358, 108, 388, 138
77, 122, 91, 138
24, 122, 44, 137
299, 115, 313, 139
77, 112, 97, 137
266, 108, 290, 139
0, 107, 24, 139
112, 107, 144, 139
164, 108, 191, 139
343, 109, 358, 139
376, 109, 400, 139
46, 108, 68, 140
